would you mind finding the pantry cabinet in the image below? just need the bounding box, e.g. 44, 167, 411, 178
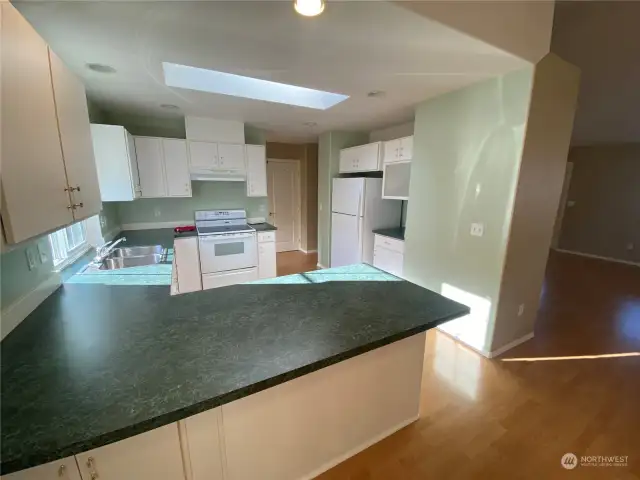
0, 4, 101, 244
75, 424, 185, 480
91, 125, 141, 201
245, 145, 267, 197
339, 142, 382, 173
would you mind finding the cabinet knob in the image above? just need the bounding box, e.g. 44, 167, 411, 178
67, 203, 84, 210
64, 185, 81, 192
58, 464, 66, 477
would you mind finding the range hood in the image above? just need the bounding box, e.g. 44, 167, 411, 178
190, 170, 246, 182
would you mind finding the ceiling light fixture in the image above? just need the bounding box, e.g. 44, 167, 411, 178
162, 62, 348, 110
294, 0, 325, 17
86, 63, 116, 74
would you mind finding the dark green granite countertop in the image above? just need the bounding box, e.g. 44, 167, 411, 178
373, 227, 406, 241
1, 269, 468, 474
250, 222, 277, 232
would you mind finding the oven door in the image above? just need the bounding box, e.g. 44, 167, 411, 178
199, 233, 257, 274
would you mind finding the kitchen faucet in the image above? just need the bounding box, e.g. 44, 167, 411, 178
94, 237, 127, 262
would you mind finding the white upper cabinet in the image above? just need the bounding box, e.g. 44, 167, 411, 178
91, 125, 141, 201
0, 4, 99, 244
49, 50, 102, 221
188, 141, 218, 171
217, 143, 246, 171
246, 145, 267, 197
383, 136, 413, 163
75, 423, 186, 480
163, 139, 192, 197
339, 142, 382, 173
2, 456, 82, 480
135, 137, 167, 198
382, 161, 411, 200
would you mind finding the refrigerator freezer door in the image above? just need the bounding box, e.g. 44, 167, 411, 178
330, 212, 363, 267
332, 177, 364, 217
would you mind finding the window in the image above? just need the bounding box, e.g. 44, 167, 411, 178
49, 221, 88, 268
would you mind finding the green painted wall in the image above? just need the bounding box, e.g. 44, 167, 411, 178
99, 203, 121, 236
116, 182, 268, 225
317, 131, 369, 267
403, 67, 534, 354
0, 236, 56, 309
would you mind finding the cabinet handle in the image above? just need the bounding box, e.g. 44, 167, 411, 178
64, 185, 81, 192
67, 203, 84, 210
58, 464, 66, 477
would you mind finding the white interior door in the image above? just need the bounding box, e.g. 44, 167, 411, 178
331, 212, 362, 267
267, 160, 300, 252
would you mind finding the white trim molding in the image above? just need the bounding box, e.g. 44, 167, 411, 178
553, 248, 639, 267
316, 263, 328, 269
121, 221, 194, 231
300, 249, 317, 254
489, 332, 535, 358
1, 273, 62, 340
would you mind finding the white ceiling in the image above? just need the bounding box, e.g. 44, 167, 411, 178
16, 1, 529, 142
552, 1, 640, 145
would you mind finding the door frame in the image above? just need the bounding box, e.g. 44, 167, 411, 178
267, 158, 302, 251
551, 161, 574, 249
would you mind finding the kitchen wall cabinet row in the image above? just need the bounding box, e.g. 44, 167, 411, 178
339, 142, 382, 173
135, 137, 192, 198
1, 4, 102, 244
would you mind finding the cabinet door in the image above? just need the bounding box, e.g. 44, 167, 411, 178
90, 125, 137, 201
356, 143, 381, 171
49, 49, 102, 221
183, 410, 225, 480
126, 132, 142, 198
258, 241, 277, 279
188, 141, 218, 170
246, 145, 267, 197
75, 424, 185, 480
2, 457, 82, 480
163, 139, 192, 197
135, 137, 167, 198
398, 136, 413, 161
174, 237, 202, 293
383, 139, 400, 163
0, 4, 73, 243
382, 161, 411, 200
373, 246, 404, 277
339, 148, 356, 173
217, 143, 245, 171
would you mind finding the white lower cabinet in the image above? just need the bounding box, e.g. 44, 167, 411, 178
257, 231, 277, 279
182, 410, 225, 480
2, 457, 82, 480
75, 424, 185, 480
202, 268, 258, 290
174, 237, 202, 294
373, 234, 404, 278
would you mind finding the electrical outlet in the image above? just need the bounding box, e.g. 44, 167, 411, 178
518, 304, 525, 316
25, 248, 37, 271
37, 241, 49, 264
154, 208, 161, 218
470, 223, 484, 237
100, 214, 107, 228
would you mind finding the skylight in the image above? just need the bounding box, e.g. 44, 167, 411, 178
162, 62, 349, 110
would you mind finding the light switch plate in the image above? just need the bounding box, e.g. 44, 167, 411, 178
26, 248, 37, 271
518, 304, 525, 316
154, 208, 161, 218
470, 223, 484, 237
37, 241, 49, 264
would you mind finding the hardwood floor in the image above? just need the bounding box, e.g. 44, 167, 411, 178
317, 251, 640, 479
276, 250, 318, 276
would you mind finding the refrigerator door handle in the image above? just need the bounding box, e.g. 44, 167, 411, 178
357, 188, 362, 218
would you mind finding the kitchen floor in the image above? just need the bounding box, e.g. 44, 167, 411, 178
277, 251, 318, 277
317, 251, 640, 479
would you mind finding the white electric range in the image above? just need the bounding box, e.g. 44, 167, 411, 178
195, 209, 258, 290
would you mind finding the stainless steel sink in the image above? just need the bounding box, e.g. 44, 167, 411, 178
99, 253, 164, 270
110, 246, 165, 258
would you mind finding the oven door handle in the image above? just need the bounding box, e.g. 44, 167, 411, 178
199, 234, 256, 242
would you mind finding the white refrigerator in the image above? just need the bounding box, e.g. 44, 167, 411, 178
331, 177, 401, 267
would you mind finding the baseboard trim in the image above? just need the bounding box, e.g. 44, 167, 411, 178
1, 273, 62, 340
553, 248, 639, 267
121, 221, 193, 231
102, 227, 122, 242
316, 263, 328, 269
489, 332, 535, 358
435, 329, 534, 359
299, 414, 420, 480
300, 249, 317, 254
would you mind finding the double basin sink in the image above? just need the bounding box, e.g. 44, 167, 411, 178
96, 245, 167, 270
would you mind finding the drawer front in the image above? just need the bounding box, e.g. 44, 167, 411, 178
258, 231, 276, 243
374, 234, 404, 254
